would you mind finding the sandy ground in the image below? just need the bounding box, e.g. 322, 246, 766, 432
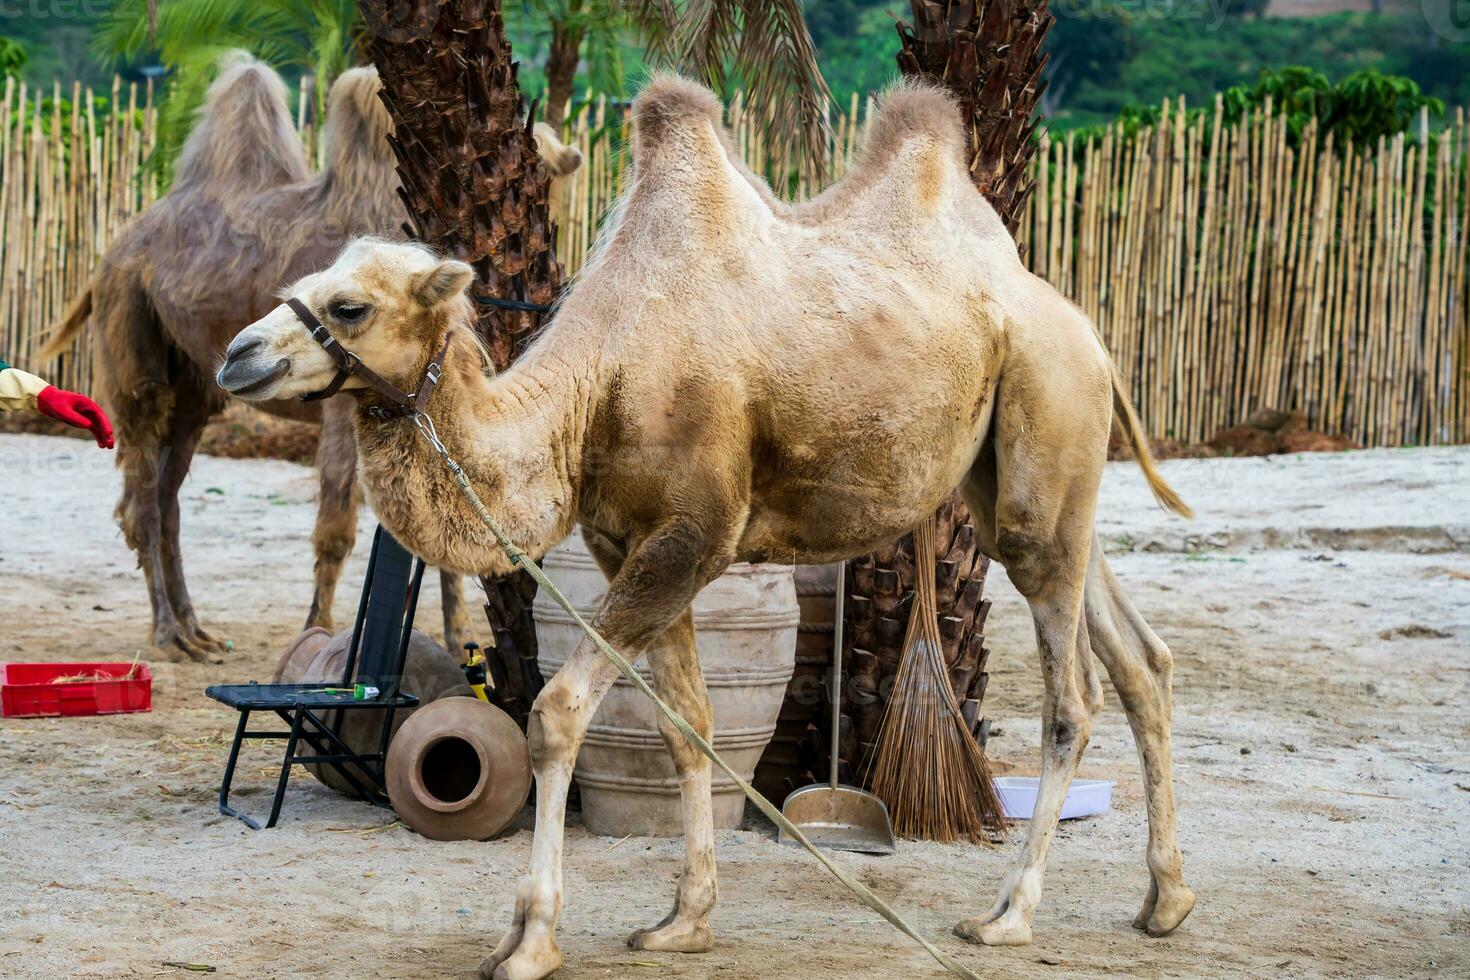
1, 433, 1467, 979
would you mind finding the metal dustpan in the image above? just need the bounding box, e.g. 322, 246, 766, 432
779, 561, 897, 855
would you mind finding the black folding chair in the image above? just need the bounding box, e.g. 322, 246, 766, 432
206, 526, 425, 829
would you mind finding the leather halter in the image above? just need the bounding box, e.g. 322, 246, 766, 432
286, 297, 451, 420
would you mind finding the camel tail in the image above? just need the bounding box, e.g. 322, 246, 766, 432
1109, 361, 1193, 519
38, 286, 92, 361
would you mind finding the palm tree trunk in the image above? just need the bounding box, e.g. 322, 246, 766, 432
841, 0, 1053, 793
360, 0, 563, 729
543, 16, 585, 126
896, 0, 1052, 240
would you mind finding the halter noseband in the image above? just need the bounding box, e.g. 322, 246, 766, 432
286, 297, 451, 420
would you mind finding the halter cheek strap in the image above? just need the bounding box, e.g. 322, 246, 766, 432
286, 297, 451, 419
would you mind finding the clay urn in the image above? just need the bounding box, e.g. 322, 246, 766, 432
270, 626, 332, 684
385, 696, 531, 841
270, 626, 473, 796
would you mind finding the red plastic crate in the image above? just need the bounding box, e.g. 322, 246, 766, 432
1, 662, 153, 718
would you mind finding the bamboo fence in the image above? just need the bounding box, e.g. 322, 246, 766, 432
1, 76, 159, 397
6, 78, 1467, 448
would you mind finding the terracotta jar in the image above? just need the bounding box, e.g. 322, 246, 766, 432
385, 696, 531, 841
271, 627, 472, 796
534, 532, 799, 836
270, 626, 332, 685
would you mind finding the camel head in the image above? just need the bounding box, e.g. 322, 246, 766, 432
217, 238, 475, 402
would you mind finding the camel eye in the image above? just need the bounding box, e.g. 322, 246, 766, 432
330, 301, 371, 324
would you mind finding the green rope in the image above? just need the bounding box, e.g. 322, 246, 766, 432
413, 414, 980, 980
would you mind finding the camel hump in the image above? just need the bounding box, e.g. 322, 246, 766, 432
622, 74, 770, 237
326, 66, 394, 151
857, 79, 967, 174
172, 51, 309, 197
631, 74, 725, 160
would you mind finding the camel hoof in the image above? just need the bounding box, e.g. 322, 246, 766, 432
149, 636, 222, 665
1132, 880, 1159, 931
479, 942, 562, 980
953, 915, 1033, 947
1144, 886, 1195, 937
628, 920, 714, 953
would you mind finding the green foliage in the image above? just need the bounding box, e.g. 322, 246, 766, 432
93, 0, 362, 187
0, 10, 109, 88
807, 3, 1470, 129
805, 1, 903, 106
1048, 13, 1470, 132
0, 37, 27, 80
506, 0, 646, 114
1071, 67, 1446, 150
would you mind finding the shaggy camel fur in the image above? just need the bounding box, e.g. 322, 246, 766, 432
40, 56, 401, 661
45, 57, 578, 661
218, 76, 1197, 979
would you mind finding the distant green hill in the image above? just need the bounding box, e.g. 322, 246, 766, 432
2, 7, 112, 88
808, 3, 1470, 128
3, 2, 1465, 128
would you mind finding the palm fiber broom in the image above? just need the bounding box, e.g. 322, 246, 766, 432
868, 516, 1006, 842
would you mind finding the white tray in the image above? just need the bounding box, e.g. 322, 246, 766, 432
995, 777, 1114, 820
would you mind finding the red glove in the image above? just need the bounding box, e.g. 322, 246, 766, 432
37, 386, 114, 449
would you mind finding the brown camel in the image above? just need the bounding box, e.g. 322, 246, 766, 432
218, 76, 1197, 979
45, 56, 579, 662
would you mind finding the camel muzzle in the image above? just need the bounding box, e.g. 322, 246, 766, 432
216, 349, 290, 398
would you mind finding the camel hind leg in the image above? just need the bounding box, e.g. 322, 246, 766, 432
1084, 533, 1194, 935
952, 319, 1117, 945
95, 267, 218, 663
306, 396, 359, 630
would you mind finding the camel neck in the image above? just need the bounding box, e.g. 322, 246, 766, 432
350, 327, 592, 577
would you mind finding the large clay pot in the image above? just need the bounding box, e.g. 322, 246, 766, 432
272, 627, 472, 796
534, 532, 799, 836
270, 627, 333, 685
385, 696, 531, 841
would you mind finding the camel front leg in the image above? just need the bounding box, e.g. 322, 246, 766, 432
481, 520, 728, 980
1084, 534, 1195, 935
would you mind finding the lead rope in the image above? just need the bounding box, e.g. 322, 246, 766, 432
411, 413, 980, 980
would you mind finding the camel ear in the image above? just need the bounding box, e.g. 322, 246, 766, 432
411, 259, 475, 307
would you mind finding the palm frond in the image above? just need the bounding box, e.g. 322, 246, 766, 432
668, 0, 831, 181
94, 0, 360, 187
616, 0, 681, 63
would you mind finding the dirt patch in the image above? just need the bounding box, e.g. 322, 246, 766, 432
1110, 408, 1355, 461
1378, 624, 1454, 641
1, 435, 1467, 978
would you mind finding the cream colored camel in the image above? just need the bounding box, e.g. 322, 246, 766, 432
218, 76, 1196, 979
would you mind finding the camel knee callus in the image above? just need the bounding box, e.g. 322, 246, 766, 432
227, 73, 1194, 977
